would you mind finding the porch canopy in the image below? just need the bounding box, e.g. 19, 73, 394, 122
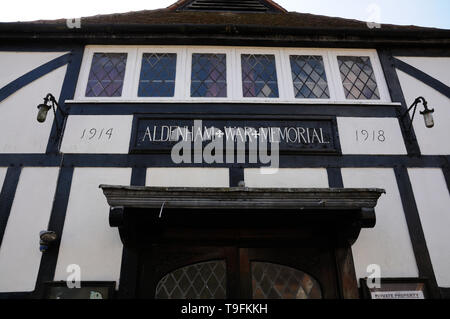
100, 186, 385, 246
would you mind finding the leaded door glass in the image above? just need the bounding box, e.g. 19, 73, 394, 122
190, 54, 227, 97
140, 246, 337, 299
251, 262, 322, 299
241, 54, 279, 98
155, 260, 227, 299
138, 53, 177, 97
290, 55, 330, 99
338, 56, 380, 100
85, 53, 127, 97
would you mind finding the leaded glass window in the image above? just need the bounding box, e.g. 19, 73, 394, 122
290, 55, 330, 99
138, 53, 177, 97
191, 54, 227, 98
338, 56, 380, 100
155, 260, 227, 299
252, 262, 322, 299
85, 53, 127, 97
241, 54, 279, 98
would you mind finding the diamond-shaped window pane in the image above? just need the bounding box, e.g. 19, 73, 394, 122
251, 262, 322, 299
85, 53, 127, 97
290, 55, 330, 99
338, 56, 380, 100
241, 54, 279, 98
191, 54, 227, 98
155, 260, 227, 299
138, 53, 177, 97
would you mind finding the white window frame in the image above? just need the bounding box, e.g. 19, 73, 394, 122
328, 49, 391, 102
75, 46, 137, 100
185, 47, 234, 101
73, 46, 393, 105
235, 47, 286, 102
281, 48, 337, 102
131, 47, 185, 100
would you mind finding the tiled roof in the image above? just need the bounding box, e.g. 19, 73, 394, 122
30, 8, 443, 32
2, 0, 448, 46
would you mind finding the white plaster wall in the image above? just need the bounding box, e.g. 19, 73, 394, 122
0, 52, 67, 89
0, 167, 59, 292
396, 57, 450, 87
244, 168, 329, 188
61, 115, 133, 154
54, 168, 131, 285
0, 66, 67, 153
337, 117, 407, 155
408, 168, 450, 287
396, 69, 450, 155
341, 168, 418, 279
146, 168, 229, 187
0, 167, 7, 192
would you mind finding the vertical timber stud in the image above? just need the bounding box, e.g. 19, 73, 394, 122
230, 167, 245, 187
0, 167, 22, 248
394, 166, 440, 298
35, 166, 74, 298
117, 167, 147, 299
130, 167, 147, 189
327, 167, 344, 188
443, 165, 450, 196
377, 49, 421, 157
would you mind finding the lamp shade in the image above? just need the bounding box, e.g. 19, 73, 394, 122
423, 111, 434, 128
37, 103, 51, 123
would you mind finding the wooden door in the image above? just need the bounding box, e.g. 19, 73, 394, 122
137, 244, 339, 299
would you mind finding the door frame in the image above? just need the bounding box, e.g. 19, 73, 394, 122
118, 214, 359, 299
101, 186, 384, 299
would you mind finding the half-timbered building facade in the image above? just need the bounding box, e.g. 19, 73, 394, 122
0, 0, 449, 299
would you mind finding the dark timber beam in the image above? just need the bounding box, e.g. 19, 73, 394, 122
394, 166, 441, 299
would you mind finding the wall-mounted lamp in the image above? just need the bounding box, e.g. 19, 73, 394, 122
36, 93, 67, 132
402, 96, 435, 129
39, 230, 58, 253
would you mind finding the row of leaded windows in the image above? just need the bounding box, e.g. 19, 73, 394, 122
85, 52, 381, 100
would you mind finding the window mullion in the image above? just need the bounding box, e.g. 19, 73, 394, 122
120, 48, 135, 100
323, 50, 343, 101
278, 49, 290, 102
129, 48, 142, 99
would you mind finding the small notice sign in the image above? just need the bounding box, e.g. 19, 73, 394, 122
360, 278, 429, 299
371, 291, 425, 299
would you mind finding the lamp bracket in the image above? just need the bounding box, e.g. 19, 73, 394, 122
401, 96, 433, 130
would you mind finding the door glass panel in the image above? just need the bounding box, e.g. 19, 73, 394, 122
155, 260, 226, 299
251, 262, 322, 299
